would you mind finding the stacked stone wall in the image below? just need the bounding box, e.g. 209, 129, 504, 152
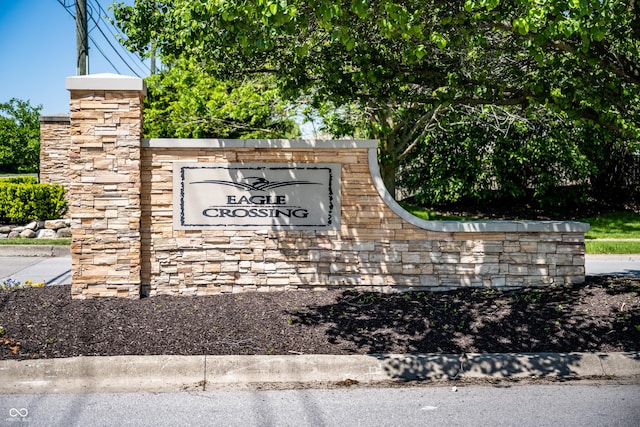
39, 115, 70, 187
67, 83, 144, 298
140, 141, 586, 296
55, 74, 588, 299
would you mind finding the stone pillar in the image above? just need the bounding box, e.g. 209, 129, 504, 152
66, 73, 146, 299
39, 114, 70, 187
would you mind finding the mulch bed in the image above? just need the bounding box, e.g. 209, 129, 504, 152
1, 276, 638, 360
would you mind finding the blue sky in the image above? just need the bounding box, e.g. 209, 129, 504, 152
0, 0, 148, 115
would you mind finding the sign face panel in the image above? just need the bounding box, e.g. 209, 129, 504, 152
173, 163, 341, 230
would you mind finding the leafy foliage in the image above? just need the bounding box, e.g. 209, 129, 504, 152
0, 99, 41, 173
113, 0, 639, 132
399, 107, 595, 207
0, 181, 68, 224
113, 0, 640, 203
143, 58, 299, 138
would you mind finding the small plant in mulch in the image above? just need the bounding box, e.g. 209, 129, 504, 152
0, 278, 45, 291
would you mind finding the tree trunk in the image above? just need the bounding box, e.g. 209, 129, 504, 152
377, 157, 395, 200
378, 137, 398, 200
370, 107, 400, 200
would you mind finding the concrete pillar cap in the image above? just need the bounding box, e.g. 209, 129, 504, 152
66, 73, 146, 94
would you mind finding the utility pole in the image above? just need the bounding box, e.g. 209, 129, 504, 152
76, 0, 88, 75
150, 45, 156, 75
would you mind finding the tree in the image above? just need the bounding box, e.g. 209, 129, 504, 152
113, 0, 639, 199
0, 99, 41, 173
143, 57, 299, 138
399, 106, 596, 207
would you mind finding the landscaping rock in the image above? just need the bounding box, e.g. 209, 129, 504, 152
44, 220, 67, 230
37, 229, 58, 239
0, 218, 71, 239
20, 229, 37, 238
56, 227, 72, 238
25, 221, 41, 231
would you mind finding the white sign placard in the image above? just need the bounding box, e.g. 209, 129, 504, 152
173, 163, 341, 230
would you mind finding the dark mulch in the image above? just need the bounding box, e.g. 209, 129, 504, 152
1, 276, 638, 360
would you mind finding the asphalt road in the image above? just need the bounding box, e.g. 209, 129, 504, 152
1, 383, 638, 427
585, 254, 640, 276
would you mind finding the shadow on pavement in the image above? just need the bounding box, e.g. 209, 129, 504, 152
373, 353, 583, 380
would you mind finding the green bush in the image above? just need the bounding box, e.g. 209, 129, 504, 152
0, 182, 67, 223
398, 108, 595, 209
0, 176, 38, 184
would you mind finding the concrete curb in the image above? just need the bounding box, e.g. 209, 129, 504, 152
0, 245, 70, 257
1, 352, 638, 394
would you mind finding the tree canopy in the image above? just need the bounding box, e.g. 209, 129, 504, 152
143, 57, 299, 138
0, 99, 41, 173
113, 0, 640, 203
114, 0, 639, 130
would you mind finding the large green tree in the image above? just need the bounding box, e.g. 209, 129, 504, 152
113, 0, 640, 199
0, 99, 41, 173
399, 106, 597, 207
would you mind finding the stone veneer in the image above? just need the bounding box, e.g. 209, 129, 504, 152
66, 74, 145, 298
39, 114, 70, 187
59, 74, 589, 299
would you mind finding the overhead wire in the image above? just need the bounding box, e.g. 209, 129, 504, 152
87, 0, 150, 75
56, 0, 150, 77
86, 2, 141, 77
56, 0, 123, 74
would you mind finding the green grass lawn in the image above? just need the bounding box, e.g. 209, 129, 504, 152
579, 211, 640, 239
399, 202, 468, 221
0, 173, 38, 178
584, 241, 640, 254
579, 212, 640, 254
0, 238, 71, 245
401, 203, 640, 254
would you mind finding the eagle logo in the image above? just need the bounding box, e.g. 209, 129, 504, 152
190, 177, 320, 192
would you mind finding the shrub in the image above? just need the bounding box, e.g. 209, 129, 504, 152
0, 176, 38, 184
0, 181, 67, 223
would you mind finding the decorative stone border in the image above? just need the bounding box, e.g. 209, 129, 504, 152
367, 149, 589, 233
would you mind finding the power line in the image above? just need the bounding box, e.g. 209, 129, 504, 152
87, 6, 142, 77
57, 0, 122, 74
56, 0, 150, 77
87, 0, 150, 75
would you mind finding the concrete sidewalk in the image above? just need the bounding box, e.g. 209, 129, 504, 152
0, 352, 638, 394
584, 254, 640, 276
0, 245, 71, 286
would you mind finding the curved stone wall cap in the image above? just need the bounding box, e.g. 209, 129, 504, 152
367, 148, 590, 233
66, 73, 147, 94
142, 138, 378, 149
